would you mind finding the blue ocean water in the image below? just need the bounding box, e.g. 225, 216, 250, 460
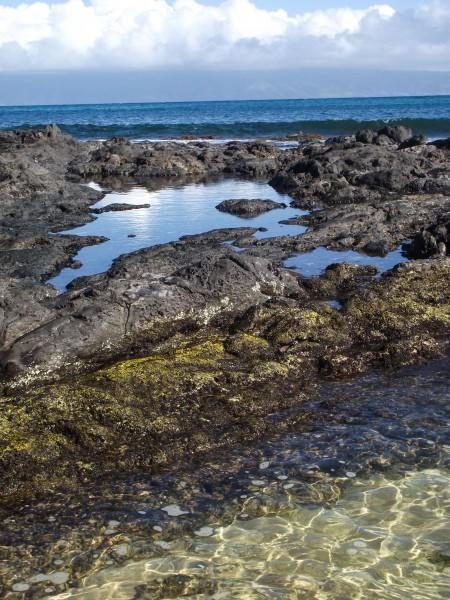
1, 96, 450, 140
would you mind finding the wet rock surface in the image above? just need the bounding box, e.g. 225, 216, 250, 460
0, 124, 450, 517
1, 257, 449, 508
91, 203, 150, 214
410, 216, 450, 258
215, 198, 287, 217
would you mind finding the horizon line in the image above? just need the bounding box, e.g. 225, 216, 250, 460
2, 93, 450, 109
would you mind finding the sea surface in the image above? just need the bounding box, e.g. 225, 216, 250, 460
1, 95, 450, 140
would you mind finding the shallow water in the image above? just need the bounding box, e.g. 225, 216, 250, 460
49, 178, 410, 291
284, 245, 408, 278
49, 180, 306, 290
55, 468, 450, 600
9, 357, 443, 600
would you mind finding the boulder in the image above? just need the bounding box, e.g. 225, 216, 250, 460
216, 198, 287, 218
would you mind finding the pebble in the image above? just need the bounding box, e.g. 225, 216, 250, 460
346, 548, 358, 555
104, 529, 117, 535
240, 495, 248, 499
48, 572, 69, 585
153, 525, 163, 532
162, 505, 189, 517
354, 540, 368, 548
284, 483, 295, 490
45, 589, 55, 594
12, 583, 30, 592
113, 543, 130, 557
48, 516, 56, 523
29, 574, 49, 584
346, 472, 357, 478
277, 475, 288, 481
54, 559, 64, 566
259, 461, 270, 470
194, 526, 214, 537
251, 480, 266, 487
108, 520, 121, 527
155, 541, 171, 550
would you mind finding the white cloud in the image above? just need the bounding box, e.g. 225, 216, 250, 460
0, 0, 448, 71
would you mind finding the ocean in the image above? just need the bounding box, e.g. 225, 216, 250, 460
1, 95, 450, 140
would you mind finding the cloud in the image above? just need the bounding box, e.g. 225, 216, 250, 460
0, 0, 448, 72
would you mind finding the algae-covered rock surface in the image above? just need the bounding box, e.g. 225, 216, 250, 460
1, 258, 449, 506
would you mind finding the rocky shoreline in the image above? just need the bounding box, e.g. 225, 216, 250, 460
0, 124, 449, 514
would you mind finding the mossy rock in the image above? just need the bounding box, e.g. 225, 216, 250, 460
1, 259, 449, 506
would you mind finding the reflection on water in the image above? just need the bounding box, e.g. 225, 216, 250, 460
56, 469, 450, 600
49, 180, 306, 290
284, 245, 408, 278
48, 178, 410, 291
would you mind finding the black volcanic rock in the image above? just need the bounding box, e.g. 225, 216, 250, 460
216, 198, 287, 217
271, 127, 450, 209
410, 218, 450, 258
92, 202, 150, 214
1, 125, 450, 382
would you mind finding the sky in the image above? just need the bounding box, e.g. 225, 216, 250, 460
0, 0, 449, 104
0, 0, 432, 9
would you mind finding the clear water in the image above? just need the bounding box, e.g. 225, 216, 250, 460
284, 246, 408, 278
57, 468, 450, 600
45, 357, 449, 600
49, 180, 307, 291
1, 96, 450, 140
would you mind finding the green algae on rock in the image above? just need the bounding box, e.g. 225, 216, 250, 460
1, 258, 449, 507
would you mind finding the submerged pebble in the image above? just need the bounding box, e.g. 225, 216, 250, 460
162, 505, 189, 517
194, 526, 215, 537
12, 583, 30, 592
113, 544, 130, 557
251, 480, 267, 487
29, 574, 48, 584
48, 572, 69, 585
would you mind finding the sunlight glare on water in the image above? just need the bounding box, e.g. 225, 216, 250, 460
54, 468, 450, 600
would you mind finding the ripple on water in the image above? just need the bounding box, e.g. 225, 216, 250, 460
52, 468, 450, 600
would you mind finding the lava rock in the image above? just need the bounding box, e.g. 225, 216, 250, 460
215, 198, 287, 218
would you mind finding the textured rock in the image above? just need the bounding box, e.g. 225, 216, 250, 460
216, 198, 286, 217
271, 128, 450, 209
92, 203, 150, 214
0, 258, 449, 506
